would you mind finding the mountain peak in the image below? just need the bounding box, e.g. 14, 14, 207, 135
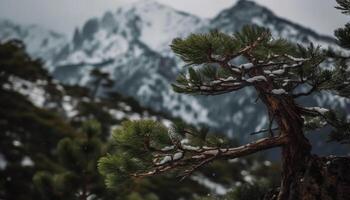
135, 0, 163, 7
225, 0, 272, 16
108, 0, 207, 54
235, 0, 258, 7
121, 0, 168, 13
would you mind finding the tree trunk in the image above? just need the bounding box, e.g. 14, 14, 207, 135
260, 94, 312, 200
264, 156, 350, 200
91, 78, 102, 101
259, 94, 350, 200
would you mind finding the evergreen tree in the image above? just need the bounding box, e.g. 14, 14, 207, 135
323, 0, 350, 143
99, 17, 350, 200
0, 40, 75, 200
335, 0, 350, 49
33, 120, 120, 200
89, 68, 114, 100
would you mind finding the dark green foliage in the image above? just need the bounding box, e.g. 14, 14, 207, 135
324, 111, 350, 143
171, 30, 241, 66
0, 40, 75, 200
170, 26, 347, 97
171, 26, 294, 68
71, 100, 116, 140
172, 64, 233, 94
33, 120, 118, 200
335, 0, 350, 14
318, 61, 350, 98
321, 0, 350, 143
0, 89, 75, 153
0, 40, 49, 84
88, 68, 114, 99
33, 171, 78, 200
63, 84, 117, 139
221, 182, 269, 200
302, 107, 350, 144
99, 122, 280, 199
335, 23, 350, 49
98, 120, 170, 187
335, 0, 350, 49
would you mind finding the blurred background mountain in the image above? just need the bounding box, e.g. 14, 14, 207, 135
0, 0, 349, 199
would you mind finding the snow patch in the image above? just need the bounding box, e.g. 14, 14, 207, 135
191, 174, 228, 195
271, 89, 286, 95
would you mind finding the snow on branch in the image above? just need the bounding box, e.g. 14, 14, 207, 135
271, 89, 287, 95
238, 63, 254, 69
178, 79, 249, 95
132, 135, 288, 179
284, 54, 309, 62
305, 107, 329, 115
245, 75, 267, 83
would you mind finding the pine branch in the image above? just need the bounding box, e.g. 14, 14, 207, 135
299, 106, 339, 129
131, 135, 288, 179
335, 0, 350, 15
172, 77, 251, 95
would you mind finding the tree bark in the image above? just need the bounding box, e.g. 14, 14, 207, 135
260, 94, 350, 200
259, 94, 312, 200
264, 156, 350, 200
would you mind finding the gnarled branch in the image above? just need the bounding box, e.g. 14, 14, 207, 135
131, 135, 288, 179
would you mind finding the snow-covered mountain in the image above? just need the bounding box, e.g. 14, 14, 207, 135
51, 0, 214, 128
0, 19, 67, 70
209, 0, 336, 45
1, 0, 349, 147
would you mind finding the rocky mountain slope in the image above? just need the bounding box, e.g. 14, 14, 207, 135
1, 0, 349, 148
0, 20, 67, 71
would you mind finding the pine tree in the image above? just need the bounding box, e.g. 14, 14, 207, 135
99, 16, 350, 200
335, 0, 350, 49
89, 68, 114, 100
0, 40, 75, 200
323, 0, 350, 143
33, 120, 121, 200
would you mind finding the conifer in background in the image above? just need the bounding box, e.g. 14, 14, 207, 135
33, 120, 120, 200
0, 40, 75, 200
335, 0, 350, 49
89, 68, 114, 100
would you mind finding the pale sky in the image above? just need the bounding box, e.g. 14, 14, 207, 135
0, 0, 348, 37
